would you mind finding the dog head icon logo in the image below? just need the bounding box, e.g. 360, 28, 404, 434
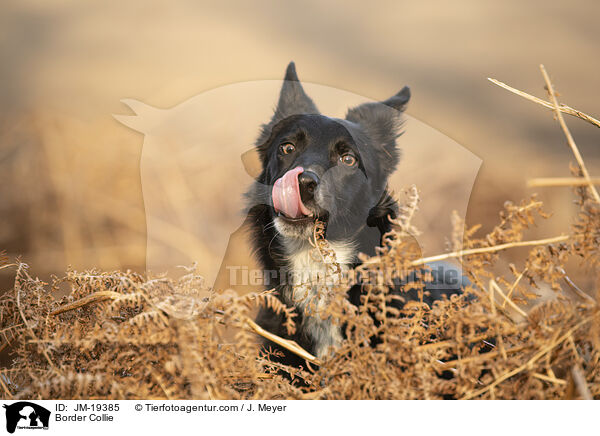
3, 402, 50, 433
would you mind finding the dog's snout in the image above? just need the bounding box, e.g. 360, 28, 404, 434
298, 170, 319, 202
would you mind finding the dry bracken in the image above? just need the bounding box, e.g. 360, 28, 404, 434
1, 65, 599, 400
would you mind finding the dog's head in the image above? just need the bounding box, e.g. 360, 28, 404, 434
249, 62, 410, 242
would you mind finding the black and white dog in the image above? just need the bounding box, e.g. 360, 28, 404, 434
245, 62, 459, 365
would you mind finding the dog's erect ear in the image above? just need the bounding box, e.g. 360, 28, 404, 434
381, 86, 411, 112
345, 86, 410, 173
272, 62, 319, 123
255, 62, 320, 155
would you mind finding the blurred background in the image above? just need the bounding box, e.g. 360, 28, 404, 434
1, 0, 599, 291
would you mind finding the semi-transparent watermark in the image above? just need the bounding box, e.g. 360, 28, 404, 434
115, 71, 481, 290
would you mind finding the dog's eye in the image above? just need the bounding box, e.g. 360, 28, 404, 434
340, 153, 357, 167
279, 143, 295, 155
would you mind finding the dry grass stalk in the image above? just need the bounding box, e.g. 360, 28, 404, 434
487, 77, 600, 129
489, 279, 528, 319
244, 318, 321, 365
49, 291, 121, 316
539, 64, 600, 204
571, 365, 592, 400
528, 177, 600, 188
406, 234, 569, 267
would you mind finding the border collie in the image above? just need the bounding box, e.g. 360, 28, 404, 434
246, 62, 434, 365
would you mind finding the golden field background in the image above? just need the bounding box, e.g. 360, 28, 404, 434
1, 0, 600, 290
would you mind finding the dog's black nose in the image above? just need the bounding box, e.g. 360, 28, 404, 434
298, 170, 319, 202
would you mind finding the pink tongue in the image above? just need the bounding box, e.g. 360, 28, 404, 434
272, 166, 313, 218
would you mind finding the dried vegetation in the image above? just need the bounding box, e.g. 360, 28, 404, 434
1, 65, 599, 399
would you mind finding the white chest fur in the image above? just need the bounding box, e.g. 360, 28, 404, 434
282, 240, 356, 358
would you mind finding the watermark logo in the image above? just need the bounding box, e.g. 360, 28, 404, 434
227, 262, 464, 290
114, 71, 481, 290
3, 402, 50, 433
